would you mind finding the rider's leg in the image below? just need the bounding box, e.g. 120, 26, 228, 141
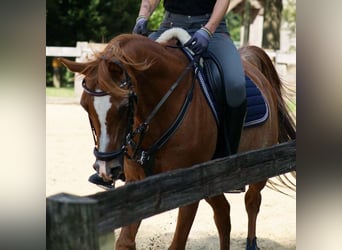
208, 32, 247, 192
208, 32, 246, 156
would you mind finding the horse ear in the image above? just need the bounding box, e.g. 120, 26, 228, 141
58, 57, 87, 73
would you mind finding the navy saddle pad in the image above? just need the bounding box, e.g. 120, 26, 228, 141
180, 47, 269, 128
244, 75, 269, 128
198, 71, 269, 128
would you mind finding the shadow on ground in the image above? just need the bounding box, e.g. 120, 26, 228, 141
100, 232, 295, 250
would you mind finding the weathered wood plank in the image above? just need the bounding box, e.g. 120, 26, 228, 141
46, 193, 100, 250
88, 140, 296, 234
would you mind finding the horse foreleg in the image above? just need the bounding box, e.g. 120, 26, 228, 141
205, 194, 231, 250
169, 202, 199, 250
115, 222, 141, 250
244, 180, 267, 250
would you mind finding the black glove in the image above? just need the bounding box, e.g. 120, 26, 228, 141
132, 16, 148, 36
184, 27, 212, 55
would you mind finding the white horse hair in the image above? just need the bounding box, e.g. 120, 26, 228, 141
156, 28, 191, 45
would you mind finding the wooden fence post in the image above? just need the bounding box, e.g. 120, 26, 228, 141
74, 42, 89, 99
47, 193, 100, 250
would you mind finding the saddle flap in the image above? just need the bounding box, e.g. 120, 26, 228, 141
202, 53, 225, 110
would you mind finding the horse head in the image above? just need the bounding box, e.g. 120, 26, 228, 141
59, 33, 196, 181
59, 49, 135, 181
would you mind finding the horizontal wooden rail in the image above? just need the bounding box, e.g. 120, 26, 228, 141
47, 140, 295, 249
87, 140, 296, 234
46, 46, 82, 57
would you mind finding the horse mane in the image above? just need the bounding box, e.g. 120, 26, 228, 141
98, 34, 153, 71
79, 34, 158, 97
78, 31, 191, 98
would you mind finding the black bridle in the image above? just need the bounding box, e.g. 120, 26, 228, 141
83, 57, 196, 177
83, 58, 135, 164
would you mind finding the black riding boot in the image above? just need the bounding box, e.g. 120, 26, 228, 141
222, 99, 247, 193
226, 99, 247, 156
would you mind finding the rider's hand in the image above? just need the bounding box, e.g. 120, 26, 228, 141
132, 16, 149, 36
184, 27, 212, 55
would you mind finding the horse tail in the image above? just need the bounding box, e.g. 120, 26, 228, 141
239, 45, 296, 195
239, 45, 296, 142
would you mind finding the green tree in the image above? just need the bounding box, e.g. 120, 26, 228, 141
262, 0, 283, 50
148, 0, 165, 31
46, 0, 140, 46
46, 0, 140, 86
225, 12, 242, 43
282, 0, 296, 35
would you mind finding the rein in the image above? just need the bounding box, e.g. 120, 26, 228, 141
83, 56, 196, 177
125, 60, 196, 175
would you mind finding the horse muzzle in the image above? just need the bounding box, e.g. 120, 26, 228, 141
93, 147, 125, 181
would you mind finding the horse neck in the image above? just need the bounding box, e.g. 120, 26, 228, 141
119, 37, 218, 171
132, 49, 191, 124
130, 49, 192, 143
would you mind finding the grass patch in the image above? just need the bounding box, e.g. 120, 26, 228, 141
287, 100, 296, 113
46, 86, 75, 97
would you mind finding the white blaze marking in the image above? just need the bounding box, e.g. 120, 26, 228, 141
98, 160, 107, 177
93, 95, 111, 152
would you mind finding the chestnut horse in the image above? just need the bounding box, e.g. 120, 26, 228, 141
60, 29, 295, 250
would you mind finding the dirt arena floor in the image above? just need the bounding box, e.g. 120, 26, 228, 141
46, 99, 296, 250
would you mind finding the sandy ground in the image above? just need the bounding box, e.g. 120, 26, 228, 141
46, 100, 296, 250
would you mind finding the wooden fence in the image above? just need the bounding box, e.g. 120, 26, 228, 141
46, 140, 296, 250
46, 42, 106, 96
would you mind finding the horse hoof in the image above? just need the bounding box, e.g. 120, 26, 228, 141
246, 237, 260, 250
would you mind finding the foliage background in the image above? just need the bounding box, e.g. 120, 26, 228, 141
46, 0, 140, 86
46, 0, 295, 87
